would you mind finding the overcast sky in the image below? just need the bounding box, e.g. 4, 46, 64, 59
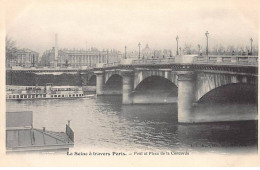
6, 0, 259, 55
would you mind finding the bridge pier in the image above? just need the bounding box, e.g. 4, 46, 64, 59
94, 71, 105, 95
121, 70, 134, 104
177, 71, 196, 123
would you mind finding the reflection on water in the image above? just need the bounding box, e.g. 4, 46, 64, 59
6, 95, 257, 154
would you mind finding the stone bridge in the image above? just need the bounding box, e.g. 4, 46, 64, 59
91, 55, 258, 122
7, 55, 258, 123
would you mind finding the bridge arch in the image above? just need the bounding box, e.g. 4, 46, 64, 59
87, 74, 96, 86
133, 75, 178, 103
197, 83, 257, 103
105, 70, 121, 84
196, 73, 257, 102
103, 74, 123, 95
134, 70, 178, 89
105, 74, 122, 86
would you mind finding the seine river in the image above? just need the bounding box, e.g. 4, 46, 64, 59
6, 95, 257, 154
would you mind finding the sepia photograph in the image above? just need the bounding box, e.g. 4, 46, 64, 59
0, 0, 259, 167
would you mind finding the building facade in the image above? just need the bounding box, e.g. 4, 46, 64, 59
6, 48, 39, 68
40, 48, 122, 68
126, 44, 172, 59
142, 44, 153, 58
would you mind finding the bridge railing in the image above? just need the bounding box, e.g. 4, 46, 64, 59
96, 55, 258, 68
194, 55, 258, 66
132, 57, 175, 65
103, 62, 120, 67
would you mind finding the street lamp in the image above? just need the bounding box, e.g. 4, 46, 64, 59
176, 36, 179, 55
205, 31, 209, 56
198, 44, 201, 55
125, 46, 127, 59
138, 42, 141, 59
250, 38, 253, 55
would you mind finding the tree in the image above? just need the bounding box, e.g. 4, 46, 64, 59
5, 36, 18, 67
226, 45, 235, 55
218, 45, 225, 55
184, 43, 192, 55
252, 45, 258, 56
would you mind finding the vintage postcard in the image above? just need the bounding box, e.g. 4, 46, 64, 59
0, 0, 259, 167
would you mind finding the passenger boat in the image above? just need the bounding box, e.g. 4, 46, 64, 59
6, 83, 85, 100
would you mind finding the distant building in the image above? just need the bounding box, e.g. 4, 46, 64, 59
40, 34, 122, 68
126, 44, 172, 59
145, 49, 171, 59
142, 44, 172, 59
127, 51, 139, 59
6, 48, 39, 68
16, 49, 39, 67
142, 44, 153, 58
40, 48, 122, 67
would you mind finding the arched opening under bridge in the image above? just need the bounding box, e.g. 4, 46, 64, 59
133, 76, 178, 104
193, 83, 258, 122
104, 74, 122, 95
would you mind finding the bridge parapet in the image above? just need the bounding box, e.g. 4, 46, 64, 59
103, 61, 120, 67
132, 57, 175, 65
194, 55, 258, 66
130, 55, 258, 66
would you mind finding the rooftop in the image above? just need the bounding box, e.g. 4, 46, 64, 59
6, 111, 74, 153
6, 128, 73, 152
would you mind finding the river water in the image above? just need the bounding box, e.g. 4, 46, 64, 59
6, 95, 258, 154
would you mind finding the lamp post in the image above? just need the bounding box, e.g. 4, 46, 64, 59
250, 38, 253, 55
205, 31, 209, 56
176, 36, 179, 55
179, 47, 181, 55
138, 42, 141, 59
125, 46, 127, 59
